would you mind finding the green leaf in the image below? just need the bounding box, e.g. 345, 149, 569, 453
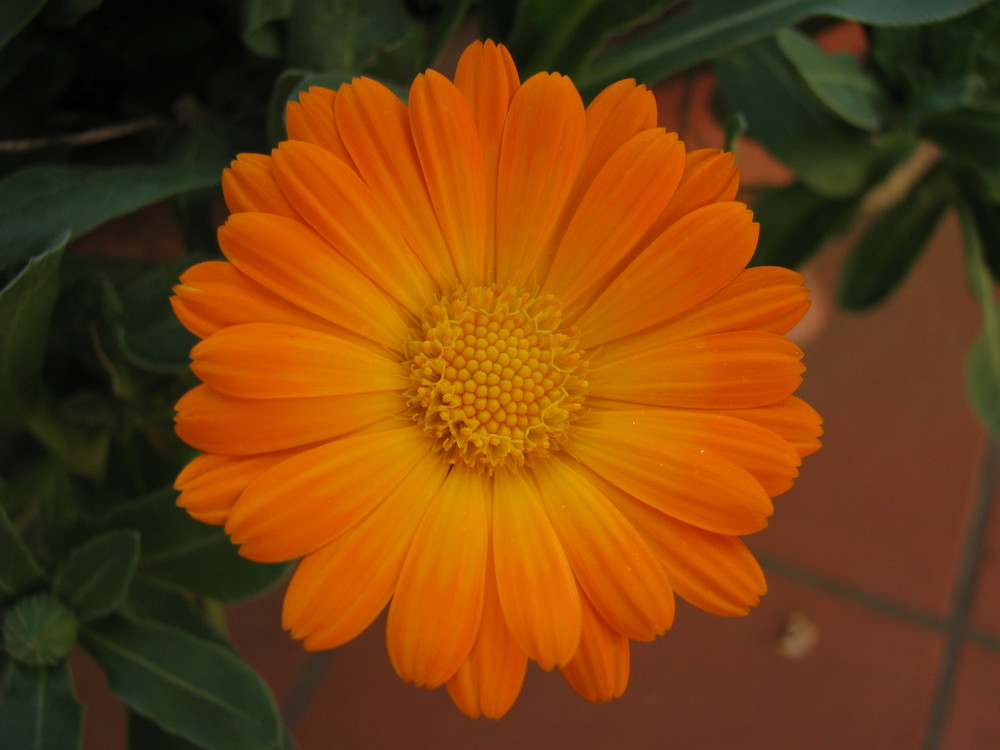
0, 503, 45, 604
106, 488, 289, 602
0, 164, 220, 272
0, 0, 45, 50
124, 579, 227, 644
837, 171, 951, 310
80, 616, 283, 750
716, 39, 875, 197
129, 709, 206, 750
960, 200, 1000, 436
25, 400, 112, 481
508, 0, 680, 77
751, 181, 859, 268
115, 259, 199, 373
286, 0, 410, 72
0, 236, 65, 435
241, 0, 293, 58
965, 196, 1000, 284
574, 0, 990, 95
776, 28, 885, 131
966, 323, 1000, 435
921, 107, 1000, 201
3, 593, 78, 667
0, 661, 83, 750
52, 530, 141, 622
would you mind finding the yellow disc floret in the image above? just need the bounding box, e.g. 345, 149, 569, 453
405, 284, 588, 471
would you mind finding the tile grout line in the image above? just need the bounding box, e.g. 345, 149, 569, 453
921, 437, 1000, 750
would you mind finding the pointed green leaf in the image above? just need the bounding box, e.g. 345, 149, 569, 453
965, 197, 1000, 284
837, 172, 950, 310
0, 662, 83, 750
0, 236, 65, 435
716, 39, 875, 197
80, 616, 282, 750
574, 0, 990, 95
0, 504, 45, 604
776, 28, 885, 131
966, 323, 1000, 436
52, 530, 141, 623
0, 164, 220, 272
0, 0, 45, 50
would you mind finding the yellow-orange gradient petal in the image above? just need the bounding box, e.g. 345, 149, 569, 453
446, 541, 528, 719
719, 396, 824, 459
218, 212, 410, 347
591, 331, 804, 410
495, 72, 585, 286
282, 451, 446, 650
410, 70, 487, 286
453, 40, 520, 271
605, 483, 767, 616
567, 406, 781, 534
387, 465, 489, 688
576, 202, 758, 348
542, 129, 685, 307
559, 592, 630, 703
175, 449, 299, 525
271, 140, 438, 314
221, 153, 299, 218
190, 323, 406, 399
172, 261, 345, 341
285, 86, 354, 165
225, 425, 429, 562
175, 385, 400, 455
492, 468, 580, 669
534, 455, 674, 642
334, 77, 457, 290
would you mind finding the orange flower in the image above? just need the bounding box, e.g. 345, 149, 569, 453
172, 40, 821, 718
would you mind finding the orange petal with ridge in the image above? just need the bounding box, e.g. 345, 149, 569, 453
559, 592, 630, 703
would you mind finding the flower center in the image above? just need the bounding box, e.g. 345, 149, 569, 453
404, 284, 588, 471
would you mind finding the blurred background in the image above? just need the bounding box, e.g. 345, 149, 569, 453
3, 1, 999, 748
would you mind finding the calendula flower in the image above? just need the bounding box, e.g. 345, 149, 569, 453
172, 40, 821, 718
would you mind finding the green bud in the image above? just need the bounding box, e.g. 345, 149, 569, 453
3, 593, 78, 667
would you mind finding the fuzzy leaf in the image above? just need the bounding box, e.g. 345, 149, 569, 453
0, 662, 83, 750
53, 529, 141, 622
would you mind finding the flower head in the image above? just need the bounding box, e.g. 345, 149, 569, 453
172, 40, 821, 718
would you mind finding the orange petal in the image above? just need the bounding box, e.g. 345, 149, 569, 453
559, 592, 630, 703
334, 78, 457, 291
190, 322, 405, 399
271, 140, 438, 314
410, 70, 487, 286
603, 266, 811, 353
533, 455, 674, 642
453, 40, 520, 273
174, 450, 299, 525
591, 331, 804, 410
542, 128, 686, 306
495, 72, 585, 287
285, 87, 355, 165
282, 450, 447, 649
387, 464, 489, 688
217, 212, 410, 347
579, 79, 658, 194
566, 406, 779, 534
643, 148, 739, 242
492, 468, 580, 669
175, 384, 400, 455
576, 202, 758, 348
445, 538, 528, 720
609, 490, 767, 616
225, 425, 429, 562
221, 153, 299, 217
172, 261, 344, 341
718, 396, 824, 459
